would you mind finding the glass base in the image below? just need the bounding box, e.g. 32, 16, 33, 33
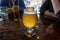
24, 28, 37, 37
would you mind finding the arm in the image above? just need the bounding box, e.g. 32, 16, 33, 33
45, 10, 57, 18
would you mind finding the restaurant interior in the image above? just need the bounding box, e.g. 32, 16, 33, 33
0, 0, 60, 40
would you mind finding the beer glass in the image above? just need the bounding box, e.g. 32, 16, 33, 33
12, 0, 19, 21
12, 6, 19, 20
22, 7, 38, 37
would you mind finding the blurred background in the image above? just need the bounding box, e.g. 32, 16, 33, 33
0, 0, 45, 21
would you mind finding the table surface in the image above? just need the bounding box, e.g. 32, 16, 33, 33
0, 21, 60, 40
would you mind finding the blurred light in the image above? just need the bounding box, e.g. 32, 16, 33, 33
37, 36, 40, 39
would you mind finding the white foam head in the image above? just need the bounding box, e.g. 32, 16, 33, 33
24, 9, 37, 14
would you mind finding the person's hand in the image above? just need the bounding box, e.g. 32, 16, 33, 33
45, 10, 57, 18
6, 8, 13, 14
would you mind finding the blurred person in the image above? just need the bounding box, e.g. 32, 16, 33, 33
40, 0, 60, 40
1, 0, 26, 21
40, 0, 60, 38
40, 0, 56, 28
39, 0, 60, 35
51, 0, 60, 33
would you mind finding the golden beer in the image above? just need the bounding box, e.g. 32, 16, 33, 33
22, 7, 38, 37
12, 6, 19, 20
22, 14, 38, 29
12, 6, 18, 13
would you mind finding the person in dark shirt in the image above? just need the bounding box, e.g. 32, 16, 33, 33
40, 0, 60, 35
51, 0, 60, 33
40, 0, 60, 40
40, 0, 56, 28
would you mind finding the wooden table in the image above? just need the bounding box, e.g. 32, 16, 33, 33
0, 21, 60, 40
